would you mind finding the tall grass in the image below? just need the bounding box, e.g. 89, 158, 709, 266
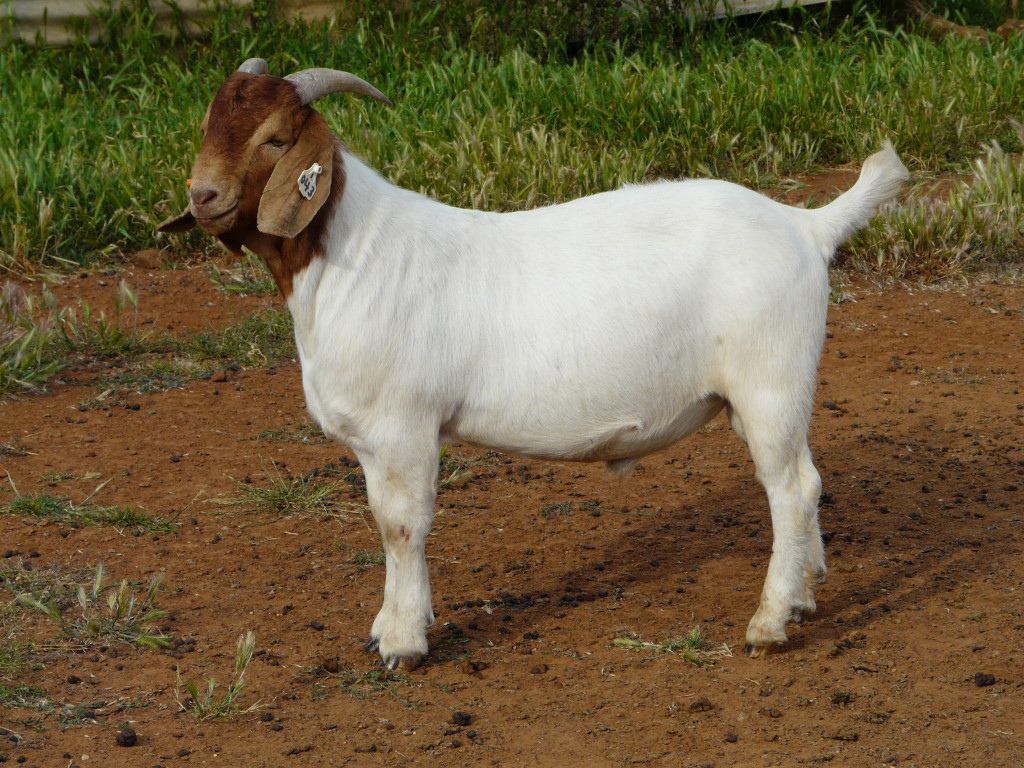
1, 1, 1023, 276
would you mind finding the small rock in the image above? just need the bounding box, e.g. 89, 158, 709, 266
828, 728, 859, 742
450, 710, 472, 726
689, 696, 715, 712
309, 620, 325, 631
974, 672, 997, 687
211, 369, 228, 383
725, 732, 738, 743
116, 727, 137, 747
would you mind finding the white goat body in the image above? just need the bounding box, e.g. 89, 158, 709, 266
289, 146, 907, 667
162, 63, 909, 669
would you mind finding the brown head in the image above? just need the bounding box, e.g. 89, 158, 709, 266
157, 58, 391, 295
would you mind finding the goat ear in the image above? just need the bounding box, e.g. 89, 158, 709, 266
157, 208, 197, 233
257, 112, 334, 239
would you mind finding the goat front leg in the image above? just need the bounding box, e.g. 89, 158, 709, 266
356, 442, 438, 671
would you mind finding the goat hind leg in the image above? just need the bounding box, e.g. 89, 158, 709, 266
730, 403, 819, 655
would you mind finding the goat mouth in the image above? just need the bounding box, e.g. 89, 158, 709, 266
196, 204, 238, 223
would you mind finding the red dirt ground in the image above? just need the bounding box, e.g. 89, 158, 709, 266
1, 263, 1022, 768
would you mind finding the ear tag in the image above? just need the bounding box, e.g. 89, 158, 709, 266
297, 162, 324, 201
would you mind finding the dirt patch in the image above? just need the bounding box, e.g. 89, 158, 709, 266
1, 268, 1022, 767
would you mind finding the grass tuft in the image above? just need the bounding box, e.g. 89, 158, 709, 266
613, 626, 732, 666
176, 631, 258, 720
17, 563, 171, 649
211, 460, 352, 518
1, 485, 177, 533
848, 133, 1024, 283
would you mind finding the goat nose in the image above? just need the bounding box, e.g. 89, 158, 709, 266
191, 186, 218, 207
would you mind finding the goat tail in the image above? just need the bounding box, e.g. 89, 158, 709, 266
804, 141, 910, 263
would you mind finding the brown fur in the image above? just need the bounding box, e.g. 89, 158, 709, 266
157, 72, 346, 299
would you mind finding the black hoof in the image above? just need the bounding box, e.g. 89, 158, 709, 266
364, 636, 380, 653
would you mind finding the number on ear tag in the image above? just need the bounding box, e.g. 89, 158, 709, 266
297, 162, 324, 201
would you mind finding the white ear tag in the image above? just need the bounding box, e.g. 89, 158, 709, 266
297, 162, 324, 201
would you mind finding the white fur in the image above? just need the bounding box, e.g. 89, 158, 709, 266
286, 144, 908, 667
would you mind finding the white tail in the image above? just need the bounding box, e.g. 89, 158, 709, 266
805, 142, 910, 262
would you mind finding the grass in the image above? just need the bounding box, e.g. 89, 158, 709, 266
350, 547, 385, 566
17, 563, 171, 649
1, 484, 177, 533
613, 626, 733, 666
0, 682, 48, 709
176, 630, 258, 719
208, 252, 276, 296
848, 134, 1024, 282
0, 620, 33, 677
211, 461, 353, 518
183, 308, 294, 368
0, 281, 295, 397
1, 1, 1023, 280
309, 664, 423, 708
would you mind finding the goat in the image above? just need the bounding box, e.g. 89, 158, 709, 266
158, 58, 909, 670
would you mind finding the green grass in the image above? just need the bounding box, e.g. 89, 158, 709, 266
2, 1, 1023, 278
1, 476, 177, 532
176, 631, 258, 720
848, 134, 1024, 282
211, 461, 354, 518
614, 626, 732, 665
309, 664, 424, 708
208, 252, 276, 296
183, 308, 294, 368
17, 563, 171, 649
0, 682, 48, 708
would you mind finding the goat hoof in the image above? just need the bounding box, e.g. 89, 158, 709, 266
364, 636, 380, 653
383, 653, 424, 672
744, 643, 769, 658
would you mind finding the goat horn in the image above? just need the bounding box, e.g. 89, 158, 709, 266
285, 68, 393, 106
237, 58, 269, 75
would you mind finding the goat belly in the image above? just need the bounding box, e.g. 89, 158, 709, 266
448, 393, 726, 463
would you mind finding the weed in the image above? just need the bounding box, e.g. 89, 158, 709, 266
541, 501, 574, 519
17, 563, 171, 648
251, 421, 326, 444
351, 547, 385, 566
0, 682, 48, 708
184, 308, 294, 368
0, 283, 62, 396
95, 358, 209, 394
211, 461, 349, 518
176, 631, 258, 720
209, 252, 276, 295
849, 138, 1024, 282
613, 626, 732, 666
438, 444, 473, 488
1, 482, 177, 533
831, 689, 856, 706
310, 665, 423, 708
53, 281, 153, 359
0, 620, 32, 676
0, 560, 82, 610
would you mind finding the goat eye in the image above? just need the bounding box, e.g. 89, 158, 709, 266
266, 138, 286, 148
